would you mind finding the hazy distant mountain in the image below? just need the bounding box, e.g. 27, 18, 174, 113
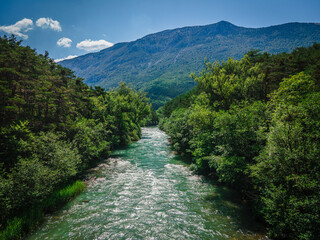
60, 21, 320, 108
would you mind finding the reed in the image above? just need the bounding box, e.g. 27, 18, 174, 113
0, 180, 85, 240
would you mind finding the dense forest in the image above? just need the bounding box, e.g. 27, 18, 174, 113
1, 34, 320, 240
0, 36, 151, 239
160, 43, 320, 240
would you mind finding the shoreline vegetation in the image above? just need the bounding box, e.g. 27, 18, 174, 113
1, 180, 85, 240
1, 34, 319, 240
0, 35, 152, 240
159, 43, 320, 239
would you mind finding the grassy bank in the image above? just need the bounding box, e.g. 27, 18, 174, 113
0, 180, 85, 240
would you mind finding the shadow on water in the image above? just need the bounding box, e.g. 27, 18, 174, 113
202, 185, 265, 233
141, 136, 152, 139
169, 151, 266, 238
169, 152, 193, 165
109, 152, 128, 158
109, 145, 132, 158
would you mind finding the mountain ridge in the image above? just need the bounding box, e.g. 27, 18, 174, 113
60, 21, 320, 108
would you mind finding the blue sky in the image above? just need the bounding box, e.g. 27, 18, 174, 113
0, 0, 319, 61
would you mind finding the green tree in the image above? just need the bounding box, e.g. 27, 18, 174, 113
251, 73, 320, 239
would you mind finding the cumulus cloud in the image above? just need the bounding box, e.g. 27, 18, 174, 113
36, 17, 62, 31
76, 39, 114, 52
55, 55, 78, 63
57, 37, 72, 47
0, 18, 33, 39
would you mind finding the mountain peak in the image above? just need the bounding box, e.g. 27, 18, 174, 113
60, 22, 320, 108
216, 20, 234, 26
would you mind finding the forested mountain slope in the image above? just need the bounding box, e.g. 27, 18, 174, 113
60, 21, 320, 108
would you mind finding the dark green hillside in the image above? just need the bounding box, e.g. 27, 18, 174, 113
60, 21, 320, 108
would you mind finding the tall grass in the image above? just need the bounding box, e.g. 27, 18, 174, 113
45, 180, 85, 212
0, 180, 85, 240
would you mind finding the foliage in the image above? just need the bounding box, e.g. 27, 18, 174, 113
0, 181, 85, 240
251, 73, 320, 239
192, 56, 265, 109
161, 44, 320, 239
0, 35, 151, 239
161, 108, 193, 155
71, 117, 111, 169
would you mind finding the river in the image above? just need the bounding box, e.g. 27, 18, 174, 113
27, 127, 265, 240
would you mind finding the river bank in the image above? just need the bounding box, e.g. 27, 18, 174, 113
26, 127, 266, 240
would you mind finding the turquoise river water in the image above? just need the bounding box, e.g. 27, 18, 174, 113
27, 127, 266, 240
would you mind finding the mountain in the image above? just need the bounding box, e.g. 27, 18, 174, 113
60, 21, 320, 108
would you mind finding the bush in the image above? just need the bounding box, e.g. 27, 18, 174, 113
251, 74, 320, 239
71, 118, 111, 169
0, 181, 85, 240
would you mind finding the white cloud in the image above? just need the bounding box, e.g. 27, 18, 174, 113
36, 17, 62, 31
57, 37, 72, 47
76, 39, 114, 52
0, 18, 33, 39
55, 55, 78, 63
